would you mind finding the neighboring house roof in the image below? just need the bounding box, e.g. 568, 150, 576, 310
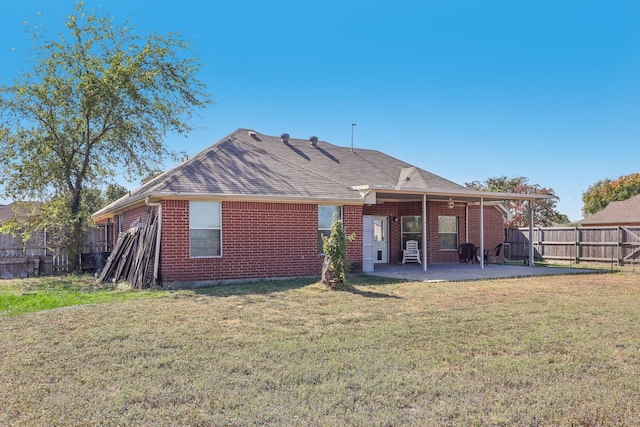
0, 202, 40, 225
579, 194, 640, 226
0, 204, 12, 224
93, 128, 553, 221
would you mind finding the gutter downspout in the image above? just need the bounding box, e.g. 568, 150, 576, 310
145, 196, 162, 287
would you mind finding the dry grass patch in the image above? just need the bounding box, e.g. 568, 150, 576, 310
1, 272, 639, 426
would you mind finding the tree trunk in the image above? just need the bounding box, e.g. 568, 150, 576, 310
321, 255, 340, 289
68, 191, 84, 272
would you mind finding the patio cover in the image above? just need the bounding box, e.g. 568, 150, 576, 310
352, 184, 554, 270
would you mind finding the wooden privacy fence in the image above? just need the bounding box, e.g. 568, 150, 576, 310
0, 227, 107, 278
505, 226, 640, 265
0, 230, 69, 278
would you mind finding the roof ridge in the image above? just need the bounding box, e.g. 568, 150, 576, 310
352, 150, 405, 183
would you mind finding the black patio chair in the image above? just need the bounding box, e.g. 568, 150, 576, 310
458, 243, 477, 264
484, 243, 503, 265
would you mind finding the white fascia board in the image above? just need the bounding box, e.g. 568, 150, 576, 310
351, 185, 554, 202
92, 192, 363, 222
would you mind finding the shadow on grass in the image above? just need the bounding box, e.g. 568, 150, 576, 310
190, 277, 319, 297
503, 260, 623, 272
348, 274, 409, 286
187, 274, 407, 298
343, 286, 403, 299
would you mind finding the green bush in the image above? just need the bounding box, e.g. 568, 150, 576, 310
321, 213, 355, 287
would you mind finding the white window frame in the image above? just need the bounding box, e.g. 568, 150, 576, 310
189, 201, 222, 258
401, 215, 422, 250
318, 205, 342, 254
438, 215, 459, 250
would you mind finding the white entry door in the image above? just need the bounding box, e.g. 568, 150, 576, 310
373, 216, 389, 264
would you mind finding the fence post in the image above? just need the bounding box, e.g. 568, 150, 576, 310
539, 226, 543, 260
575, 227, 580, 264
618, 226, 623, 266
537, 226, 543, 261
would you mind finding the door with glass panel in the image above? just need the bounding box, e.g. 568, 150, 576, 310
373, 216, 389, 264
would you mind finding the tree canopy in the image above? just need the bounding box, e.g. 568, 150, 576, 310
0, 2, 211, 268
465, 176, 566, 227
582, 173, 640, 216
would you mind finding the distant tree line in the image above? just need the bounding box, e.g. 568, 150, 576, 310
581, 173, 640, 216
465, 176, 567, 227
468, 173, 640, 226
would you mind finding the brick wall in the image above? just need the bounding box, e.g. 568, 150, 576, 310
158, 200, 363, 285
467, 205, 505, 252
121, 205, 150, 230
343, 205, 364, 271
122, 198, 504, 285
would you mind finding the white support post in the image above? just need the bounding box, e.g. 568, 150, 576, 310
465, 204, 469, 243
422, 194, 427, 270
480, 197, 485, 269
528, 200, 534, 267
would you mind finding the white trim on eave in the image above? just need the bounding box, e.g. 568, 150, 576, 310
494, 204, 514, 220
92, 192, 364, 222
351, 185, 555, 202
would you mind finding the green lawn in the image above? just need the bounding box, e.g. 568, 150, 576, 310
1, 272, 639, 426
0, 274, 164, 317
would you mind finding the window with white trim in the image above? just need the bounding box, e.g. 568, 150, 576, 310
190, 201, 221, 257
438, 215, 458, 250
318, 205, 342, 253
401, 216, 422, 249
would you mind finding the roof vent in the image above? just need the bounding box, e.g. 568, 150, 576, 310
248, 131, 256, 138
280, 133, 289, 143
310, 136, 318, 146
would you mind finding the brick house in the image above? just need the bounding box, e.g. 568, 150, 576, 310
93, 129, 549, 287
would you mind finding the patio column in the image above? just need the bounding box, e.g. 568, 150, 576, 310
422, 193, 427, 270
528, 199, 534, 267
465, 205, 469, 242
480, 197, 484, 269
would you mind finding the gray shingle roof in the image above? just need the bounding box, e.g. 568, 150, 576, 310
0, 204, 13, 224
0, 202, 40, 225
97, 129, 465, 215
579, 194, 640, 225
145, 129, 464, 196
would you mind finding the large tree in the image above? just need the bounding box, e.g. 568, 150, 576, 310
582, 173, 640, 216
0, 2, 211, 269
465, 176, 565, 227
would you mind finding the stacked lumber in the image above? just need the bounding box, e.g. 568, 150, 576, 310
98, 208, 158, 288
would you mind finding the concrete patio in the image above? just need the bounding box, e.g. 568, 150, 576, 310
368, 262, 605, 282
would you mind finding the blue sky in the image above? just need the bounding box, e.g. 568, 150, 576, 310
1, 0, 639, 221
